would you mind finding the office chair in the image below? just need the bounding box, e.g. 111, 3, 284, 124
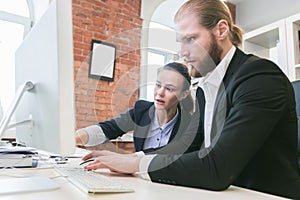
291, 80, 300, 167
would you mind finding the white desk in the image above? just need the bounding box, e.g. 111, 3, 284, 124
0, 152, 287, 200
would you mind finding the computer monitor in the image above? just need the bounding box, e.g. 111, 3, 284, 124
14, 0, 75, 156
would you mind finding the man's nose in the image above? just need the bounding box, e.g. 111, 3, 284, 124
180, 45, 189, 58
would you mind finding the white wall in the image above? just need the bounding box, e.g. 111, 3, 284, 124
150, 0, 186, 29
31, 0, 50, 25
235, 0, 300, 32
149, 0, 300, 34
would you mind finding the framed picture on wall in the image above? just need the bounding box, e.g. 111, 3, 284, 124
89, 39, 116, 82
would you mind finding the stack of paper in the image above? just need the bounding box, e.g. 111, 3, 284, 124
0, 146, 37, 168
0, 154, 33, 168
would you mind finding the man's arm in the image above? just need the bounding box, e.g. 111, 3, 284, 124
147, 59, 290, 190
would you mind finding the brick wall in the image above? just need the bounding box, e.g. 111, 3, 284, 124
72, 0, 142, 129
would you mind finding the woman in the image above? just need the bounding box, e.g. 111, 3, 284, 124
76, 62, 197, 154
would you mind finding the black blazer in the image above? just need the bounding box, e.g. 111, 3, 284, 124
147, 48, 300, 199
98, 100, 196, 153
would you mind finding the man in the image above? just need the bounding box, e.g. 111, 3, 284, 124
81, 0, 300, 198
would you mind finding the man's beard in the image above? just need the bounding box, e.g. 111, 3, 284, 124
197, 34, 223, 77
209, 33, 222, 66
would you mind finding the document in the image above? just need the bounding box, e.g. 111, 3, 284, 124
0, 154, 33, 168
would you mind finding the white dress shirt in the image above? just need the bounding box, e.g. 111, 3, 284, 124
198, 46, 236, 147
190, 77, 201, 113
137, 46, 236, 180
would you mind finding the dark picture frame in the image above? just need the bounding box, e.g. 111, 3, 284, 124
88, 39, 116, 82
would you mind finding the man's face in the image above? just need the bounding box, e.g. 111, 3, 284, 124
176, 14, 222, 78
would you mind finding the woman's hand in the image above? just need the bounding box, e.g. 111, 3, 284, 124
82, 150, 141, 174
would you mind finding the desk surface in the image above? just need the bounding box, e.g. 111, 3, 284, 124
0, 151, 287, 200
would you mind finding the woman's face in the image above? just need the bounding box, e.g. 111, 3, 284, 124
154, 69, 188, 112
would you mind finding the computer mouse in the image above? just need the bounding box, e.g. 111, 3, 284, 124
79, 158, 95, 166
55, 157, 68, 164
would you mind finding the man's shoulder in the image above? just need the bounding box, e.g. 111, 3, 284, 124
233, 48, 282, 75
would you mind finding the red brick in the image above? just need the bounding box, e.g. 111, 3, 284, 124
73, 0, 141, 126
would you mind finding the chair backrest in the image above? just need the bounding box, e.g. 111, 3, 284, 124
291, 80, 300, 155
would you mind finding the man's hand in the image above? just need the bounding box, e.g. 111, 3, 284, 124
83, 150, 141, 174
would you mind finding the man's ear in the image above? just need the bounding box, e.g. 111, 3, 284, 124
214, 19, 230, 40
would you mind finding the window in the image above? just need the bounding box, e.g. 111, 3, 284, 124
144, 22, 180, 101
145, 22, 178, 100
0, 0, 29, 16
146, 49, 179, 101
0, 1, 30, 117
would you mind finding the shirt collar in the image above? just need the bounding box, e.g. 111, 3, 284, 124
198, 46, 236, 88
151, 108, 179, 131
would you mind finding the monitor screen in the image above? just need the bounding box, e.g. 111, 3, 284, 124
14, 0, 75, 156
